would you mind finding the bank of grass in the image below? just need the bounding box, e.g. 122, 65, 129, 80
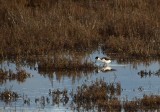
0, 0, 159, 59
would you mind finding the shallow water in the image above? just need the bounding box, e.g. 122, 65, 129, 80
0, 51, 160, 111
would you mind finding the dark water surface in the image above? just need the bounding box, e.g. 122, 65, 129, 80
0, 51, 160, 111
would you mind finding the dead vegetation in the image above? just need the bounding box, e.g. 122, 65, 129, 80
1, 79, 160, 111
0, 0, 159, 60
73, 79, 122, 111
0, 88, 19, 103
124, 95, 160, 111
0, 68, 31, 84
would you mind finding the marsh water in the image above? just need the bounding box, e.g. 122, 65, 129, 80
0, 50, 160, 112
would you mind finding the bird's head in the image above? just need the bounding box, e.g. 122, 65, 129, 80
95, 57, 99, 63
95, 57, 99, 60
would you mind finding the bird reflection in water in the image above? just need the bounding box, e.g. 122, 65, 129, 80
96, 65, 116, 73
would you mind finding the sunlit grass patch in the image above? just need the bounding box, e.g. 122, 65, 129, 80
0, 88, 19, 103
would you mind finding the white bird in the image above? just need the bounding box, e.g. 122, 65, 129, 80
95, 56, 111, 66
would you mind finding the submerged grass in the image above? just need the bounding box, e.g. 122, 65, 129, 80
124, 95, 160, 111
0, 68, 31, 84
1, 79, 160, 111
73, 79, 122, 111
47, 79, 160, 111
0, 0, 159, 60
0, 88, 19, 103
63, 80, 160, 111
138, 69, 160, 78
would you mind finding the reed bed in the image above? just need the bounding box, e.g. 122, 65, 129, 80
0, 0, 159, 60
124, 95, 160, 111
73, 79, 122, 111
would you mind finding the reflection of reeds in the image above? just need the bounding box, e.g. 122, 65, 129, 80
10, 69, 31, 83
37, 52, 96, 76
138, 69, 160, 78
0, 68, 30, 84
0, 0, 159, 59
38, 60, 95, 71
0, 69, 8, 84
38, 58, 96, 82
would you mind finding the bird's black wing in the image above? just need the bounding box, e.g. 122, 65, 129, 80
101, 57, 111, 60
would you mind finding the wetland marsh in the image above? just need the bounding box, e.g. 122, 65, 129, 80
0, 0, 160, 111
0, 51, 160, 111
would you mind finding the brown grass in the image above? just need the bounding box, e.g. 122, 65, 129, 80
0, 68, 30, 84
124, 95, 160, 111
73, 79, 122, 111
1, 77, 160, 111
0, 69, 8, 84
0, 88, 19, 103
0, 0, 159, 60
47, 81, 160, 111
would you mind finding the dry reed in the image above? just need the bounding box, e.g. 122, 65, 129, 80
0, 0, 159, 61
